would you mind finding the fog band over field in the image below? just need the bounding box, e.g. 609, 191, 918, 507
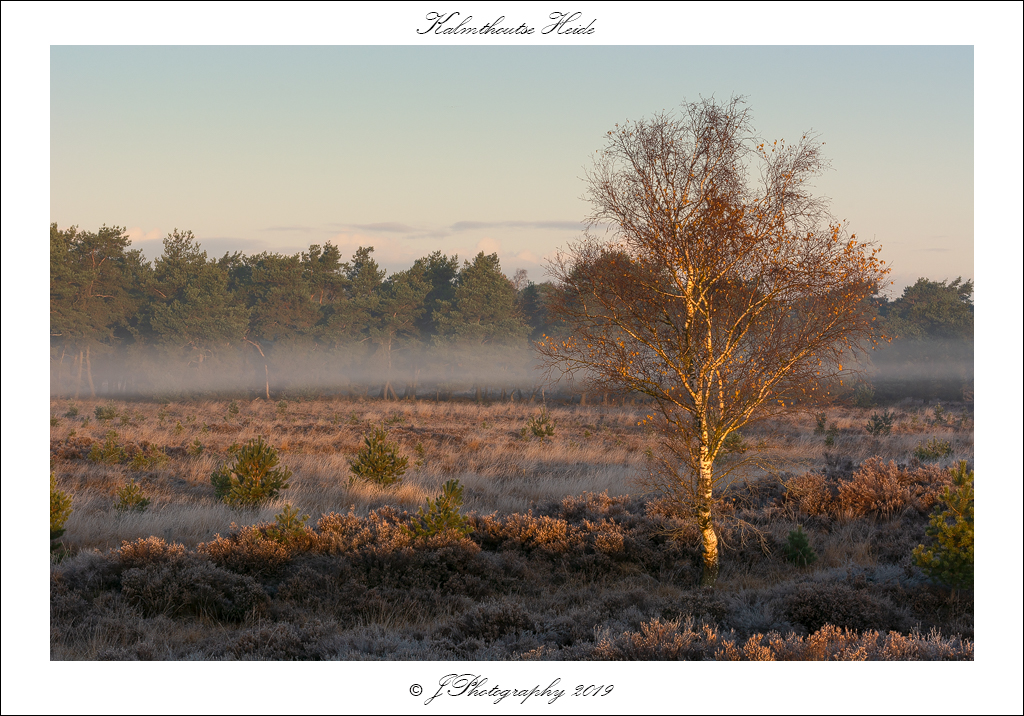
50, 339, 972, 402
50, 344, 574, 400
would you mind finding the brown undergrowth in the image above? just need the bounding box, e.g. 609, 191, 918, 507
50, 397, 973, 660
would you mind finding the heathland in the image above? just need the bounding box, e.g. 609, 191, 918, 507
50, 394, 973, 660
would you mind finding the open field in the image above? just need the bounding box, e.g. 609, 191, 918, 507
50, 395, 974, 660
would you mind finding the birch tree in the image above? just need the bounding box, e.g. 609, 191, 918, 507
539, 97, 889, 585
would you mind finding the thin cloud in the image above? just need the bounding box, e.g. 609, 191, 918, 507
450, 220, 583, 232
262, 225, 319, 233
351, 222, 420, 233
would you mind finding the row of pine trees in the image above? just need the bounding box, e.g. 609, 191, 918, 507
50, 224, 561, 398
50, 223, 973, 401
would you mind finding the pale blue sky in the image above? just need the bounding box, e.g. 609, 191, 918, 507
50, 44, 973, 294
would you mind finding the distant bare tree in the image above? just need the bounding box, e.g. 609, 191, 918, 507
539, 97, 889, 585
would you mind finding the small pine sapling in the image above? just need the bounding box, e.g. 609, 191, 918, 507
783, 525, 818, 567
721, 432, 747, 455
211, 436, 292, 507
914, 437, 954, 461
89, 431, 125, 464
913, 461, 973, 596
408, 479, 472, 538
114, 478, 151, 512
824, 423, 840, 447
865, 410, 895, 437
94, 405, 117, 421
266, 503, 310, 543
813, 413, 828, 436
51, 473, 73, 540
527, 409, 556, 438
348, 426, 408, 486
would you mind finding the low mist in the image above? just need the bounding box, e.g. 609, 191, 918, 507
50, 343, 570, 400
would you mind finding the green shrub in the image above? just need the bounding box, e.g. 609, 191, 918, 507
51, 473, 73, 540
88, 431, 125, 464
211, 436, 292, 508
187, 438, 204, 457
408, 479, 472, 539
914, 437, 953, 461
228, 400, 240, 417
94, 405, 118, 421
50, 416, 60, 427
782, 526, 817, 567
527, 409, 556, 438
114, 479, 151, 513
721, 432, 747, 455
64, 404, 80, 418
913, 461, 973, 593
129, 447, 168, 471
348, 426, 408, 486
266, 503, 310, 543
865, 410, 895, 437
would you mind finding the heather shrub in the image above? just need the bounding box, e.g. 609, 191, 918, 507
913, 461, 973, 593
348, 426, 408, 486
50, 473, 73, 540
591, 618, 719, 660
409, 479, 472, 539
446, 600, 536, 643
837, 457, 911, 518
114, 479, 151, 513
782, 526, 818, 567
198, 525, 293, 577
784, 473, 834, 516
225, 622, 335, 660
116, 536, 186, 570
838, 458, 952, 517
315, 506, 413, 554
211, 436, 292, 507
784, 582, 897, 634
471, 512, 580, 554
120, 555, 268, 621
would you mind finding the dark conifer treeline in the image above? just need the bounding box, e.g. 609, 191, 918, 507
49, 224, 972, 402
871, 277, 974, 402
49, 224, 565, 399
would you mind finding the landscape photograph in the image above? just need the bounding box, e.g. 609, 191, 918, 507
7, 4, 1021, 712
